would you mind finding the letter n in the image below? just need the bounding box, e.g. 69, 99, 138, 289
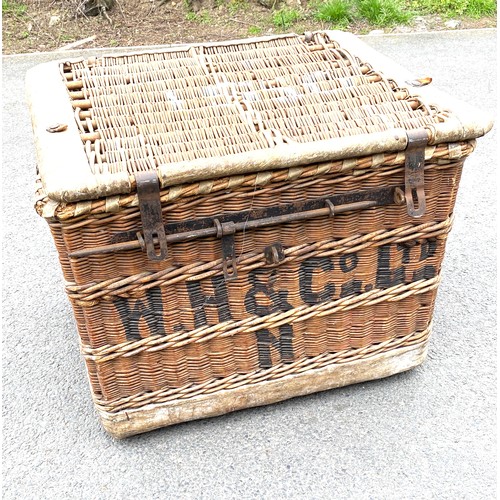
255, 324, 294, 369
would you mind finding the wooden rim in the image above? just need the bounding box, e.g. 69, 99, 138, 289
27, 31, 493, 203
98, 340, 429, 438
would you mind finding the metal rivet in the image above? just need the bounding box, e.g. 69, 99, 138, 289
46, 123, 68, 133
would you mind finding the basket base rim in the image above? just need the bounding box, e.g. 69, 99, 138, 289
97, 338, 429, 439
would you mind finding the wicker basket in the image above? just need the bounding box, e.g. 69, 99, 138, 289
27, 31, 493, 438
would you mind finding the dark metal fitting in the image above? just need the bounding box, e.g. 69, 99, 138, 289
221, 221, 236, 236
325, 199, 335, 216
135, 171, 168, 261
136, 232, 146, 251
405, 129, 428, 218
393, 187, 406, 206
264, 242, 286, 265
214, 218, 223, 238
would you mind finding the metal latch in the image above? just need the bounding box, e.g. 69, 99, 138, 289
135, 171, 168, 261
404, 129, 428, 218
214, 219, 238, 280
69, 185, 402, 263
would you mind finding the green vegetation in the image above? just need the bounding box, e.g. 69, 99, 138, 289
356, 0, 410, 25
185, 10, 212, 22
247, 25, 263, 35
408, 0, 496, 17
227, 0, 248, 13
314, 0, 351, 25
2, 0, 27, 16
272, 8, 301, 29
305, 0, 496, 31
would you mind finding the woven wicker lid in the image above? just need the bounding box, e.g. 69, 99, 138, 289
26, 30, 493, 203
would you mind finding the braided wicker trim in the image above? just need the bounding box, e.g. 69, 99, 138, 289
67, 217, 451, 306
37, 141, 473, 221
94, 325, 431, 414
81, 275, 439, 365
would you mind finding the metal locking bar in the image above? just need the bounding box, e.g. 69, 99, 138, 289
69, 184, 402, 260
404, 129, 428, 218
135, 171, 168, 260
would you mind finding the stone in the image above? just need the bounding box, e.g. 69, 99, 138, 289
445, 20, 461, 29
49, 15, 60, 27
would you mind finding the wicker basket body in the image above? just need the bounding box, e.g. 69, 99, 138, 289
28, 31, 492, 438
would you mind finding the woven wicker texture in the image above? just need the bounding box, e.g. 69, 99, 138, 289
62, 32, 443, 176
34, 32, 477, 433
40, 140, 471, 410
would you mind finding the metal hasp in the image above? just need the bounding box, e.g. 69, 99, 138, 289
214, 219, 238, 280
404, 129, 428, 217
135, 171, 168, 260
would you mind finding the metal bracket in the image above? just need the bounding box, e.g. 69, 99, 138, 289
135, 171, 168, 261
214, 219, 238, 280
404, 129, 428, 218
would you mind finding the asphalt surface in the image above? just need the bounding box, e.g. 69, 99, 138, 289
2, 29, 497, 499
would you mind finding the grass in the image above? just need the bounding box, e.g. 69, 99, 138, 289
272, 8, 301, 29
2, 0, 27, 16
247, 25, 263, 35
408, 0, 496, 17
357, 0, 411, 25
227, 0, 248, 13
315, 0, 351, 25
311, 0, 496, 27
185, 10, 212, 22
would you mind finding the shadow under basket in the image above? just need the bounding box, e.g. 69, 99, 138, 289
27, 31, 493, 438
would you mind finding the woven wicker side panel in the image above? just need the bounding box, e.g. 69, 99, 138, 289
58, 155, 463, 284
74, 232, 445, 345
85, 287, 437, 403
46, 150, 466, 407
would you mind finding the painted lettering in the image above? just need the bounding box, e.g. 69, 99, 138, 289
245, 269, 295, 368
340, 279, 364, 298
419, 239, 437, 261
339, 253, 359, 273
376, 244, 405, 289
115, 287, 166, 341
299, 257, 335, 305
186, 275, 232, 328
244, 269, 293, 316
255, 324, 294, 369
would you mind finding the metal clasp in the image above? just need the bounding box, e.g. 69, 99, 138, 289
405, 129, 428, 217
214, 219, 238, 280
135, 171, 168, 261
